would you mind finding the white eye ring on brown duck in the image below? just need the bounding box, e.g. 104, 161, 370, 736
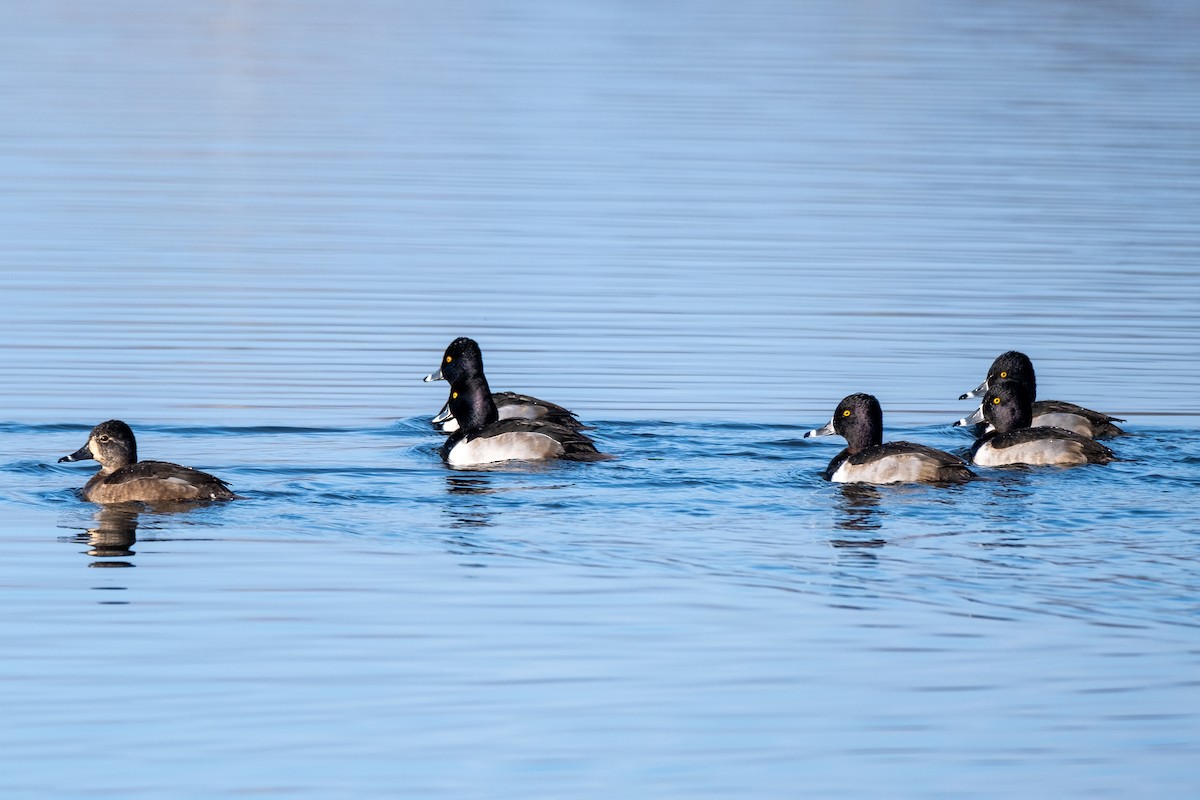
968, 380, 1115, 468
804, 393, 974, 486
955, 350, 1124, 438
424, 337, 586, 434
59, 420, 239, 505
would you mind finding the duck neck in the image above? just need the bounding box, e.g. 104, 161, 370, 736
95, 442, 136, 475
449, 375, 498, 433
994, 402, 1032, 433
844, 423, 881, 455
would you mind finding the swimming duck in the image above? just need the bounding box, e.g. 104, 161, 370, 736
438, 368, 609, 467
805, 394, 975, 485
59, 420, 238, 504
955, 351, 1124, 437
969, 380, 1115, 467
424, 337, 585, 432
430, 391, 584, 433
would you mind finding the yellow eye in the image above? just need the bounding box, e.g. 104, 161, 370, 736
452, 391, 458, 399
446, 355, 452, 363
999, 371, 1007, 378
992, 396, 1001, 405
842, 409, 851, 417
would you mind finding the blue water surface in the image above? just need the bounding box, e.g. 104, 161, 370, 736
1, 1, 1198, 798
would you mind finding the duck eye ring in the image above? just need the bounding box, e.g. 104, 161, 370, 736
842, 409, 851, 417
992, 397, 1002, 405
446, 356, 452, 363
452, 391, 458, 399
999, 371, 1007, 378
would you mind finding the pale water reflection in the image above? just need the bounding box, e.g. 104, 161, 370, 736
1, 1, 1199, 798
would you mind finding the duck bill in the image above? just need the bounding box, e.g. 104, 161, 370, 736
958, 378, 988, 401
431, 402, 453, 424
803, 419, 837, 439
59, 443, 94, 463
952, 404, 985, 428
423, 368, 444, 383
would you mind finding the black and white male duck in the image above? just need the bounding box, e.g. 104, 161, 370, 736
59, 420, 238, 504
424, 337, 585, 433
426, 339, 607, 467
805, 393, 974, 485
969, 380, 1115, 468
955, 351, 1124, 438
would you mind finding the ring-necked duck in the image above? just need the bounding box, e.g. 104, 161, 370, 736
424, 337, 585, 433
805, 394, 975, 485
429, 340, 608, 467
955, 351, 1124, 438
430, 391, 584, 434
969, 380, 1115, 467
59, 420, 239, 504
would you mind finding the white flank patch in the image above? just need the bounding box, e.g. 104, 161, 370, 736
447, 432, 565, 467
973, 439, 1086, 467
1031, 413, 1090, 436
497, 405, 530, 421
830, 455, 935, 485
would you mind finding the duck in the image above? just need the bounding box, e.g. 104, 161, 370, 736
804, 394, 975, 485
430, 391, 584, 434
955, 351, 1124, 437
969, 380, 1115, 467
424, 337, 585, 433
436, 355, 608, 467
59, 420, 238, 504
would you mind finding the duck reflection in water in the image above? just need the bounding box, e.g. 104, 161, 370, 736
68, 505, 141, 567
826, 486, 887, 568
444, 475, 495, 529
832, 484, 886, 538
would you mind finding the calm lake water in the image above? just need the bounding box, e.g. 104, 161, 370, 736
2, 1, 1199, 797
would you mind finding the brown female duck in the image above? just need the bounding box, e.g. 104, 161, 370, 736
59, 420, 238, 504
